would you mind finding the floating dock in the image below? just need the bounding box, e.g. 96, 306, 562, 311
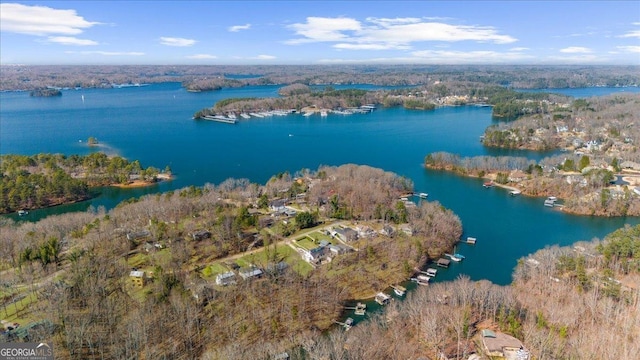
437, 258, 451, 268
466, 237, 477, 244
202, 115, 237, 124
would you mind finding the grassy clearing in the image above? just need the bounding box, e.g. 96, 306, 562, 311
1, 291, 39, 324
308, 231, 334, 244
127, 252, 149, 268
202, 262, 230, 278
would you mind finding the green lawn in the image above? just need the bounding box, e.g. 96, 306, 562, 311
308, 231, 334, 244
295, 237, 316, 251
127, 252, 149, 268
202, 262, 230, 278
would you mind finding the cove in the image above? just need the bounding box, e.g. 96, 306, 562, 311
2, 83, 638, 285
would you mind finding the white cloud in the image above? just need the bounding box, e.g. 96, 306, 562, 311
546, 54, 608, 64
159, 37, 197, 47
619, 30, 640, 39
317, 49, 532, 64
334, 43, 410, 50
410, 49, 532, 63
286, 17, 362, 44
47, 36, 98, 46
228, 24, 251, 32
69, 51, 145, 56
559, 46, 592, 53
255, 54, 276, 60
0, 3, 99, 36
509, 47, 529, 51
186, 54, 218, 59
286, 16, 517, 49
617, 46, 640, 53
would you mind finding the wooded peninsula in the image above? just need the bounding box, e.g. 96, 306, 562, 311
425, 93, 640, 216
0, 152, 171, 214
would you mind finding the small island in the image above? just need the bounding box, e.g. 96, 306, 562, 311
0, 152, 172, 214
30, 88, 62, 97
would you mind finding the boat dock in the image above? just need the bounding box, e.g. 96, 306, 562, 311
436, 258, 451, 268
410, 277, 430, 286
202, 115, 237, 124
374, 292, 391, 306
344, 302, 367, 316
466, 237, 477, 244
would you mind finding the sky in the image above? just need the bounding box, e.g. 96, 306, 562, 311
1, 1, 639, 65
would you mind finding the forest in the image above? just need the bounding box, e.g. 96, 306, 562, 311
0, 152, 168, 214
2, 65, 638, 92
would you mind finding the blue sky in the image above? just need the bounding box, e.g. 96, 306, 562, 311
1, 1, 639, 65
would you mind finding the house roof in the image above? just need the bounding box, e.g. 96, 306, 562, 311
482, 330, 524, 353
130, 270, 144, 278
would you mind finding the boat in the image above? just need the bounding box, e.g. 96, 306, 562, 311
425, 268, 437, 277
302, 112, 313, 117
418, 192, 428, 199
410, 278, 429, 286
354, 302, 366, 315
249, 112, 264, 118
392, 285, 406, 297
466, 237, 477, 244
240, 113, 251, 119
446, 253, 464, 262
544, 199, 556, 207
374, 292, 391, 306
320, 110, 328, 117
510, 190, 521, 196
483, 181, 494, 188
17, 210, 28, 216
417, 275, 431, 282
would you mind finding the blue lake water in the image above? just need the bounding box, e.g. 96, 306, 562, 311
1, 83, 638, 285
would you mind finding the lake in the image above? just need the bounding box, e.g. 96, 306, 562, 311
1, 83, 638, 285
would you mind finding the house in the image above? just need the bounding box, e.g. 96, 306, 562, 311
143, 242, 156, 252
239, 266, 263, 280
328, 244, 350, 255
269, 199, 287, 212
334, 227, 358, 242
127, 230, 150, 241
380, 224, 395, 237
266, 261, 288, 274
481, 329, 529, 359
399, 224, 414, 236
566, 175, 587, 187
191, 230, 211, 241
621, 161, 640, 170
303, 246, 327, 263
215, 271, 237, 286
129, 270, 146, 287
508, 170, 527, 183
